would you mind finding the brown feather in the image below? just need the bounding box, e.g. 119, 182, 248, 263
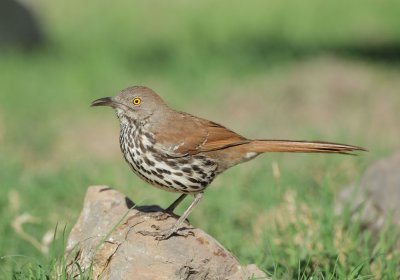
152, 112, 249, 156
153, 111, 366, 157
249, 140, 367, 155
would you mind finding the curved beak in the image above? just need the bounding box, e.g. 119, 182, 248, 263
91, 97, 114, 107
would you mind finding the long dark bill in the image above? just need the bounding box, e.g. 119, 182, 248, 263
91, 97, 114, 107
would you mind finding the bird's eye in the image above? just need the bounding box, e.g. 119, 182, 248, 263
132, 98, 141, 105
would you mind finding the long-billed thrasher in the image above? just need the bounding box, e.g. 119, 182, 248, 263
91, 86, 365, 240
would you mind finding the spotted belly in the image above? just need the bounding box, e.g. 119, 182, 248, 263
120, 127, 217, 194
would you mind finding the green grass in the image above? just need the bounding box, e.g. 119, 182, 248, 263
1, 0, 400, 279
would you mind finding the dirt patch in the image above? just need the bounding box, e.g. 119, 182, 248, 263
53, 117, 121, 161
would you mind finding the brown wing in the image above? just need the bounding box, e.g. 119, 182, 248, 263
152, 112, 250, 157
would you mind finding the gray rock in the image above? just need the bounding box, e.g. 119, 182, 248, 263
65, 186, 269, 280
0, 0, 43, 49
336, 151, 400, 231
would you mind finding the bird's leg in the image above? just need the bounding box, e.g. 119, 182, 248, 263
138, 193, 203, 240
143, 194, 188, 221
165, 194, 187, 213
140, 194, 187, 221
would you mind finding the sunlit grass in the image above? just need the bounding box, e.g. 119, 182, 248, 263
1, 0, 400, 279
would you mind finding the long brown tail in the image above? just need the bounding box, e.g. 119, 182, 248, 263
250, 140, 366, 155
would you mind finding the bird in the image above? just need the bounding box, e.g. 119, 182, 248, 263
91, 86, 366, 240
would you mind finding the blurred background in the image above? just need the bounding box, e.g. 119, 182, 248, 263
1, 0, 400, 278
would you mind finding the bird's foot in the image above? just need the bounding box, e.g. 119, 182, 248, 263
138, 225, 194, 240
146, 211, 172, 221
135, 209, 175, 221
154, 211, 175, 221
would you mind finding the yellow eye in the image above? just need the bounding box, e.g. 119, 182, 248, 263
132, 98, 141, 105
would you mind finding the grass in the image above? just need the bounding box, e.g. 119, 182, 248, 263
1, 0, 400, 279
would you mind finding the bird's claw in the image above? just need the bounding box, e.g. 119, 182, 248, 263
154, 212, 172, 221
135, 210, 175, 221
138, 227, 194, 240
144, 211, 172, 221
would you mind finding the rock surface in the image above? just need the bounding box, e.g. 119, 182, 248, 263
0, 0, 43, 49
65, 186, 268, 280
336, 151, 400, 231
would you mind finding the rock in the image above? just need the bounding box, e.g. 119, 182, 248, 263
65, 186, 269, 280
336, 151, 400, 231
0, 0, 43, 49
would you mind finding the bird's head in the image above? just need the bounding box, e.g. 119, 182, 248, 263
91, 86, 168, 124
